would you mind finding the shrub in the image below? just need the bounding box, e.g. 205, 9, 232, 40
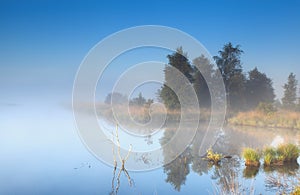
257, 102, 277, 114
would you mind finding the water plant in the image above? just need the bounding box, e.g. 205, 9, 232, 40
263, 147, 277, 166
277, 143, 300, 163
263, 144, 300, 166
206, 148, 222, 165
242, 148, 261, 167
292, 186, 300, 195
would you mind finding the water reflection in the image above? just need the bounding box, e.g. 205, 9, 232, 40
243, 166, 259, 178
100, 116, 300, 193
265, 170, 300, 194
263, 162, 299, 175
158, 124, 300, 193
110, 165, 133, 195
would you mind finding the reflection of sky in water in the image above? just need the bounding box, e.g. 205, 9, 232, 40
1, 97, 299, 194
99, 119, 164, 152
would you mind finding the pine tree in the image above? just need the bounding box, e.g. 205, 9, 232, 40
213, 42, 245, 110
282, 73, 298, 110
160, 47, 193, 110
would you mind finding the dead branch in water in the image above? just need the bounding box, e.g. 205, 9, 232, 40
110, 124, 133, 195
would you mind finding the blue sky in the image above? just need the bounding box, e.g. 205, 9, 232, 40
1, 0, 300, 102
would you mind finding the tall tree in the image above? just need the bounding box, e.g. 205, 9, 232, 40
129, 92, 146, 106
245, 67, 275, 109
282, 73, 298, 110
160, 47, 194, 110
192, 55, 214, 108
213, 42, 245, 110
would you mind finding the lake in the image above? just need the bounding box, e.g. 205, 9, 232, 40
1, 101, 299, 194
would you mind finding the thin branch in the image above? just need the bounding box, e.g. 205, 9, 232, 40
115, 124, 123, 163
124, 144, 132, 162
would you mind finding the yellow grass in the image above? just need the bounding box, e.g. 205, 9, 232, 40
228, 110, 300, 130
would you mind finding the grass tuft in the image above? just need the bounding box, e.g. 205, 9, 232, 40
242, 148, 261, 167
263, 144, 300, 166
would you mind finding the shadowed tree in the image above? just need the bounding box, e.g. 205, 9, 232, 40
160, 47, 194, 110
129, 92, 146, 106
192, 55, 214, 108
282, 73, 298, 110
245, 67, 275, 109
213, 42, 246, 110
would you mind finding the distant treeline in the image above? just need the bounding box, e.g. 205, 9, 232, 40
104, 42, 300, 112
159, 43, 300, 112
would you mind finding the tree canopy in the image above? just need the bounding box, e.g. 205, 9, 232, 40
159, 43, 279, 112
245, 67, 275, 108
160, 47, 194, 110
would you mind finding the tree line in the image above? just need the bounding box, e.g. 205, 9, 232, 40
104, 42, 300, 112
159, 42, 300, 112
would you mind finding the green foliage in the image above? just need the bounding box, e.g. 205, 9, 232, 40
282, 73, 298, 110
206, 148, 222, 164
246, 67, 275, 108
242, 148, 261, 167
160, 84, 180, 110
257, 102, 277, 114
213, 42, 245, 110
129, 92, 147, 106
263, 144, 300, 166
159, 43, 279, 112
263, 147, 277, 166
192, 55, 214, 108
277, 143, 300, 162
160, 47, 193, 110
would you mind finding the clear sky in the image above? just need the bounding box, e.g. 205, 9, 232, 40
1, 0, 300, 102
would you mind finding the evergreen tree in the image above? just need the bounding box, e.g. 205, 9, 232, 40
245, 67, 275, 109
282, 73, 298, 110
213, 42, 245, 110
129, 92, 146, 106
160, 47, 193, 110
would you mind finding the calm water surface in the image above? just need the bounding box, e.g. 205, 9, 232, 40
1, 101, 299, 194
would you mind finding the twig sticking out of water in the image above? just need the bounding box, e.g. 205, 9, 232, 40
114, 124, 132, 169
110, 124, 134, 195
